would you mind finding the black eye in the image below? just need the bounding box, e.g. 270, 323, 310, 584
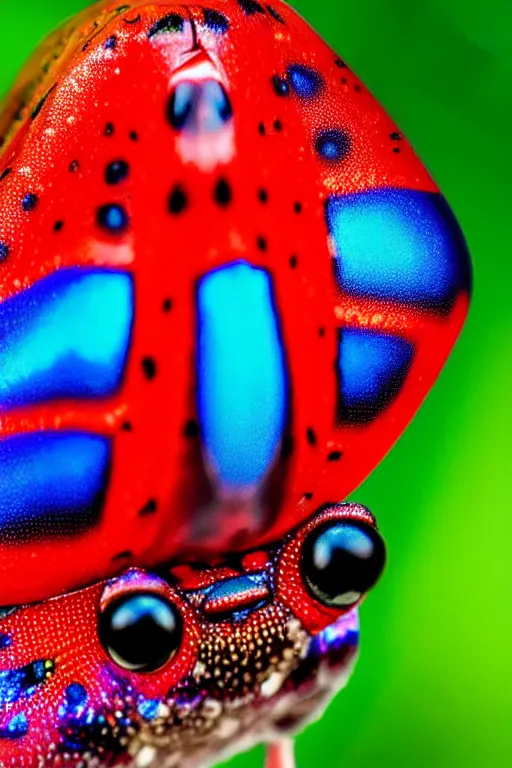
98, 592, 182, 672
301, 519, 386, 608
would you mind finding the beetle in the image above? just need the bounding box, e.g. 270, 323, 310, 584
0, 1, 471, 766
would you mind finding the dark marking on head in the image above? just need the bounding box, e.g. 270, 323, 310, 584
148, 13, 184, 37
69, 159, 80, 173
22, 193, 38, 212
129, 130, 139, 142
258, 188, 268, 203
97, 203, 129, 233
393, 147, 401, 154
272, 75, 290, 97
169, 185, 188, 214
306, 428, 317, 446
203, 9, 230, 33
257, 236, 268, 251
0, 168, 12, 181
214, 178, 232, 207
287, 64, 324, 100
327, 451, 342, 462
267, 5, 285, 23
354, 84, 362, 93
105, 122, 115, 136
294, 201, 302, 214
274, 119, 283, 132
104, 35, 118, 50
183, 419, 200, 439
112, 550, 133, 561
139, 499, 157, 517
53, 220, 64, 233
141, 357, 157, 380
289, 255, 298, 269
31, 86, 56, 120
303, 492, 314, 500
105, 159, 130, 185
259, 122, 266, 136
335, 58, 347, 68
390, 131, 402, 141
0, 243, 9, 263
162, 298, 173, 313
121, 421, 133, 432
319, 327, 326, 337
315, 128, 351, 162
238, 0, 265, 14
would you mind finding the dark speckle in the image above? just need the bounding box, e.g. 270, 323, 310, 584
390, 131, 402, 141
142, 357, 157, 380
258, 122, 266, 136
289, 255, 298, 269
303, 492, 314, 500
105, 159, 130, 185
315, 128, 351, 163
335, 58, 347, 68
184, 420, 200, 439
214, 178, 232, 207
105, 122, 115, 136
0, 168, 12, 181
306, 428, 317, 446
327, 451, 343, 462
273, 119, 283, 132
293, 201, 302, 214
319, 327, 325, 337
121, 421, 133, 432
354, 84, 362, 93
97, 203, 129, 233
139, 499, 158, 517
0, 243, 9, 262
113, 550, 133, 561
162, 298, 173, 313
393, 147, 401, 154
22, 193, 38, 212
104, 35, 117, 50
257, 236, 267, 251
272, 75, 289, 97
31, 86, 56, 120
53, 220, 64, 232
204, 9, 230, 33
69, 159, 79, 173
258, 188, 268, 203
169, 185, 188, 214
129, 130, 139, 142
267, 5, 285, 23
238, 0, 265, 14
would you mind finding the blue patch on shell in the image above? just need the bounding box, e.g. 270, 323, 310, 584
0, 659, 54, 707
0, 712, 28, 740
197, 262, 288, 491
338, 329, 414, 423
0, 268, 133, 410
0, 433, 110, 540
326, 189, 471, 310
287, 64, 324, 99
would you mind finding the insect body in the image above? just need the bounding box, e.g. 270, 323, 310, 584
0, 1, 471, 766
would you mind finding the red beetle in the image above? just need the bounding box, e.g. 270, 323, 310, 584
0, 2, 470, 766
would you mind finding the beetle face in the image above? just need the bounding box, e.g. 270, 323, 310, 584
0, 504, 384, 767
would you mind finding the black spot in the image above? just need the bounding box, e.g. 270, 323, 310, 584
69, 159, 79, 173
97, 203, 129, 233
162, 298, 173, 312
303, 492, 314, 500
315, 128, 351, 162
341, 77, 348, 85
22, 193, 38, 212
104, 35, 118, 50
238, 0, 265, 14
105, 159, 130, 185
289, 255, 298, 269
139, 499, 158, 517
124, 13, 141, 24
112, 550, 133, 561
258, 188, 268, 203
393, 147, 401, 154
105, 122, 115, 136
53, 220, 64, 232
203, 9, 230, 33
142, 357, 157, 380
183, 420, 199, 439
257, 236, 267, 251
121, 421, 133, 432
327, 451, 342, 462
258, 122, 266, 136
168, 185, 188, 214
390, 131, 402, 141
0, 243, 9, 262
335, 58, 347, 68
354, 84, 362, 93
272, 75, 290, 97
31, 86, 56, 120
0, 168, 12, 181
306, 428, 317, 446
266, 5, 285, 23
129, 130, 139, 142
273, 119, 283, 132
319, 327, 325, 337
148, 13, 184, 37
293, 201, 302, 214
214, 178, 232, 207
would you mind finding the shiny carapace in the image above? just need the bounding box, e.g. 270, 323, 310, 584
0, 1, 471, 766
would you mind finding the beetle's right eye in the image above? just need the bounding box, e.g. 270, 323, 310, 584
98, 591, 183, 673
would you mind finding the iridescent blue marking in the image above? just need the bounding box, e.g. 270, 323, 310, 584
65, 683, 88, 709
326, 189, 471, 309
0, 659, 53, 706
138, 699, 159, 721
0, 635, 11, 650
197, 262, 287, 490
0, 433, 110, 538
0, 268, 133, 410
287, 64, 324, 99
0, 712, 28, 740
204, 572, 267, 603
338, 329, 414, 423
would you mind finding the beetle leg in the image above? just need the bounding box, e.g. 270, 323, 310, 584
265, 739, 295, 768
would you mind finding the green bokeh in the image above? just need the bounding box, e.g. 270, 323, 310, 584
1, 1, 510, 766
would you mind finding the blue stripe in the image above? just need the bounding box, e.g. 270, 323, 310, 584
0, 268, 134, 410
338, 329, 414, 423
197, 262, 288, 491
326, 189, 471, 309
0, 432, 110, 539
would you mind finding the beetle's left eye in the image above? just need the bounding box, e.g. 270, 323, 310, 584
301, 519, 386, 609
99, 592, 182, 673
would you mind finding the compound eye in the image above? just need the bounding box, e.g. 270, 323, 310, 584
99, 592, 183, 673
301, 519, 386, 609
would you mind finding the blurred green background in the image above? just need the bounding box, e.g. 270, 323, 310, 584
1, 1, 510, 766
